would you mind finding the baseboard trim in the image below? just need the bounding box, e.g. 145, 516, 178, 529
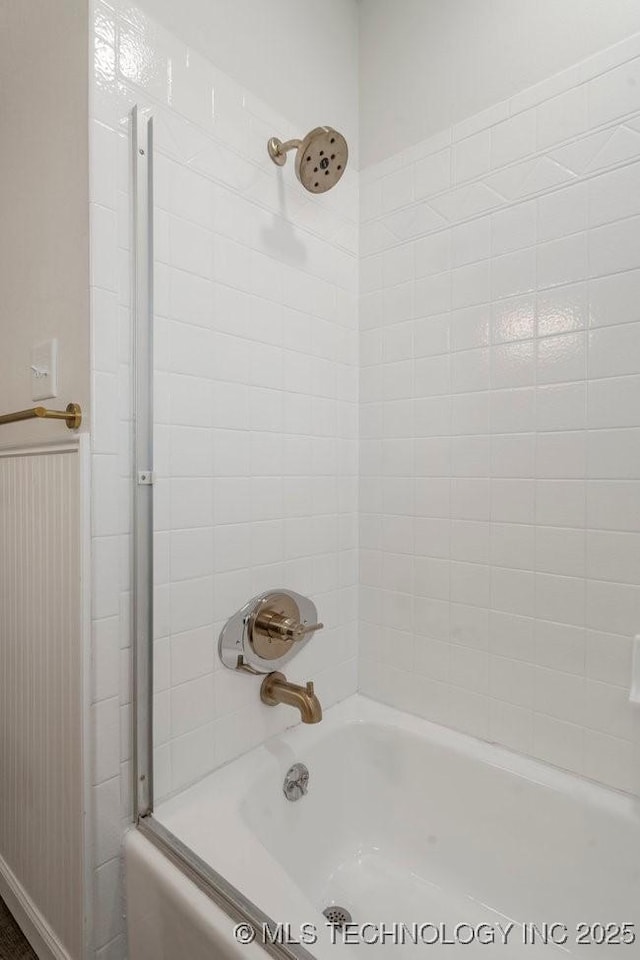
0, 853, 71, 960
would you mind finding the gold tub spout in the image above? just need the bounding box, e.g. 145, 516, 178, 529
260, 672, 322, 724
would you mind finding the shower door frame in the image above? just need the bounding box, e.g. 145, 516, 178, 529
130, 104, 315, 960
132, 104, 154, 822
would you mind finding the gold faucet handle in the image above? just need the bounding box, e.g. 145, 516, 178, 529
249, 594, 324, 661
255, 610, 323, 641
293, 621, 324, 640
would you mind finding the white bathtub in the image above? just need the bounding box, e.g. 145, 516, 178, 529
127, 696, 640, 958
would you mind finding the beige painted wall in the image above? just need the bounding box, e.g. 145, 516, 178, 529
0, 0, 90, 446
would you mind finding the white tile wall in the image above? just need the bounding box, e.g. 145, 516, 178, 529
89, 0, 136, 933
89, 0, 357, 953
149, 48, 358, 804
359, 52, 640, 801
89, 7, 640, 957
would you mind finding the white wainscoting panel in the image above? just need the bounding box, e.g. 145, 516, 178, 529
0, 443, 84, 959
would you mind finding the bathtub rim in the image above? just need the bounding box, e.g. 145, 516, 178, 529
136, 813, 316, 960
139, 693, 639, 960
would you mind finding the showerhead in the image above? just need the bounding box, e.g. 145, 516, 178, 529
267, 126, 348, 193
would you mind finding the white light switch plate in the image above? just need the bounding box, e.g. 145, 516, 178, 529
31, 339, 58, 401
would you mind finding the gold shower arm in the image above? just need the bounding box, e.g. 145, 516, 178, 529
267, 136, 302, 165
0, 403, 82, 430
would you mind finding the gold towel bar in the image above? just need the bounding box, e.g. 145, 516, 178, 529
0, 403, 82, 430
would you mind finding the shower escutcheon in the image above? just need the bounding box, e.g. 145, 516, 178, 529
218, 589, 323, 673
267, 126, 348, 193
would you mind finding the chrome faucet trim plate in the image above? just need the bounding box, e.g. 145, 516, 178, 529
218, 589, 323, 674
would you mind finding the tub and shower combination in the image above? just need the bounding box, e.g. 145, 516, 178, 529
111, 3, 640, 957
128, 696, 640, 958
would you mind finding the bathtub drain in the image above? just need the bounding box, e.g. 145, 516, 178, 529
323, 906, 353, 928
